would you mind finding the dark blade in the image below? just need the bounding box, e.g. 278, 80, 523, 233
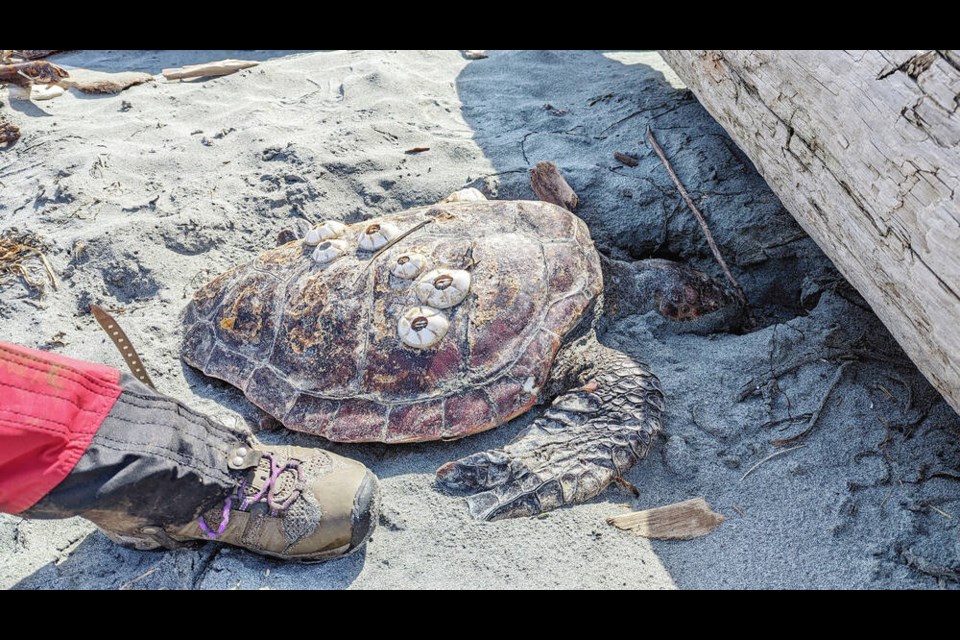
90, 304, 156, 389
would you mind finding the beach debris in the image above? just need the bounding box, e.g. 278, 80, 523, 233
607, 497, 725, 540
530, 160, 578, 211
463, 50, 489, 60
90, 304, 156, 390
614, 151, 639, 167
405, 146, 431, 154
60, 69, 153, 95
30, 84, 64, 100
769, 362, 852, 446
589, 92, 614, 106
0, 60, 69, 86
11, 50, 68, 60
161, 59, 258, 81
0, 121, 20, 145
0, 229, 57, 293
646, 126, 751, 321
739, 444, 807, 481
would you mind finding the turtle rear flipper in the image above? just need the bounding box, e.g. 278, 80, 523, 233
436, 333, 663, 521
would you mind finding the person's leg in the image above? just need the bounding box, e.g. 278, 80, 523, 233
1, 342, 378, 561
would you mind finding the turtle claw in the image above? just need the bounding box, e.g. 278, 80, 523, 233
436, 450, 512, 492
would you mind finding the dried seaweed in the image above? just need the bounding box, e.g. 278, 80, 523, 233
0, 229, 57, 293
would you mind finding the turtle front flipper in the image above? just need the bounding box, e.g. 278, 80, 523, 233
436, 333, 663, 521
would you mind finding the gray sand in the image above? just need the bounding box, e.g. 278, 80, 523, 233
1, 50, 958, 589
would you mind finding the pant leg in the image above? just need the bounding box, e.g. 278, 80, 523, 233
0, 341, 122, 514
25, 373, 246, 530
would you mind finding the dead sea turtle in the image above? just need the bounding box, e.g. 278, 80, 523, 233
181, 187, 736, 520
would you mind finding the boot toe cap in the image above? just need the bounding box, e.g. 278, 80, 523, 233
349, 470, 380, 551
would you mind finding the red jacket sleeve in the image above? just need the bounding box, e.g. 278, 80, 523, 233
0, 341, 122, 513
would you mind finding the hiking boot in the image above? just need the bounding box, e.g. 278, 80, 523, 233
162, 444, 379, 561
22, 373, 379, 562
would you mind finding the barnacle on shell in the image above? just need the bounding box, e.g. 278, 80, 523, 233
311, 239, 350, 264
441, 188, 487, 203
358, 222, 399, 251
415, 268, 471, 309
304, 220, 348, 246
390, 252, 429, 279
398, 306, 449, 349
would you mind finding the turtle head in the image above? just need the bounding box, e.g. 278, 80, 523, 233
655, 264, 739, 322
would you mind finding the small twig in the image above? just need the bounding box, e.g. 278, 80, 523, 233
118, 564, 162, 590
770, 361, 851, 446
929, 505, 953, 520
37, 250, 58, 290
740, 444, 806, 481
879, 487, 895, 509
731, 504, 746, 516
760, 413, 812, 430
404, 147, 430, 154
646, 127, 750, 312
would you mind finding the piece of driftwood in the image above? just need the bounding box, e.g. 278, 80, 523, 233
162, 59, 258, 81
0, 61, 68, 86
60, 69, 153, 95
530, 160, 578, 211
14, 50, 67, 60
30, 84, 64, 101
464, 50, 489, 60
660, 50, 960, 415
613, 151, 639, 167
0, 121, 20, 144
607, 497, 725, 540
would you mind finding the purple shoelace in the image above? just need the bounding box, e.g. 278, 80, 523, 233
197, 452, 303, 540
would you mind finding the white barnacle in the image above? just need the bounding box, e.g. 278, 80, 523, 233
441, 188, 487, 203
415, 268, 471, 309
522, 376, 539, 396
304, 220, 348, 246
311, 239, 350, 264
398, 306, 449, 349
390, 252, 429, 280
358, 222, 399, 251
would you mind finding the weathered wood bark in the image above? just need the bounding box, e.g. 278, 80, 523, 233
659, 50, 960, 414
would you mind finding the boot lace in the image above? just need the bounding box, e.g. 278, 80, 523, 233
197, 452, 302, 540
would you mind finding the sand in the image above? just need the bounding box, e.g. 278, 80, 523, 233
1, 50, 958, 590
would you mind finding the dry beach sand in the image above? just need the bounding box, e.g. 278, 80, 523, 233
1, 50, 958, 589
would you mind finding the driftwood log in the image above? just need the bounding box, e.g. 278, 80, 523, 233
161, 59, 258, 81
660, 50, 960, 415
